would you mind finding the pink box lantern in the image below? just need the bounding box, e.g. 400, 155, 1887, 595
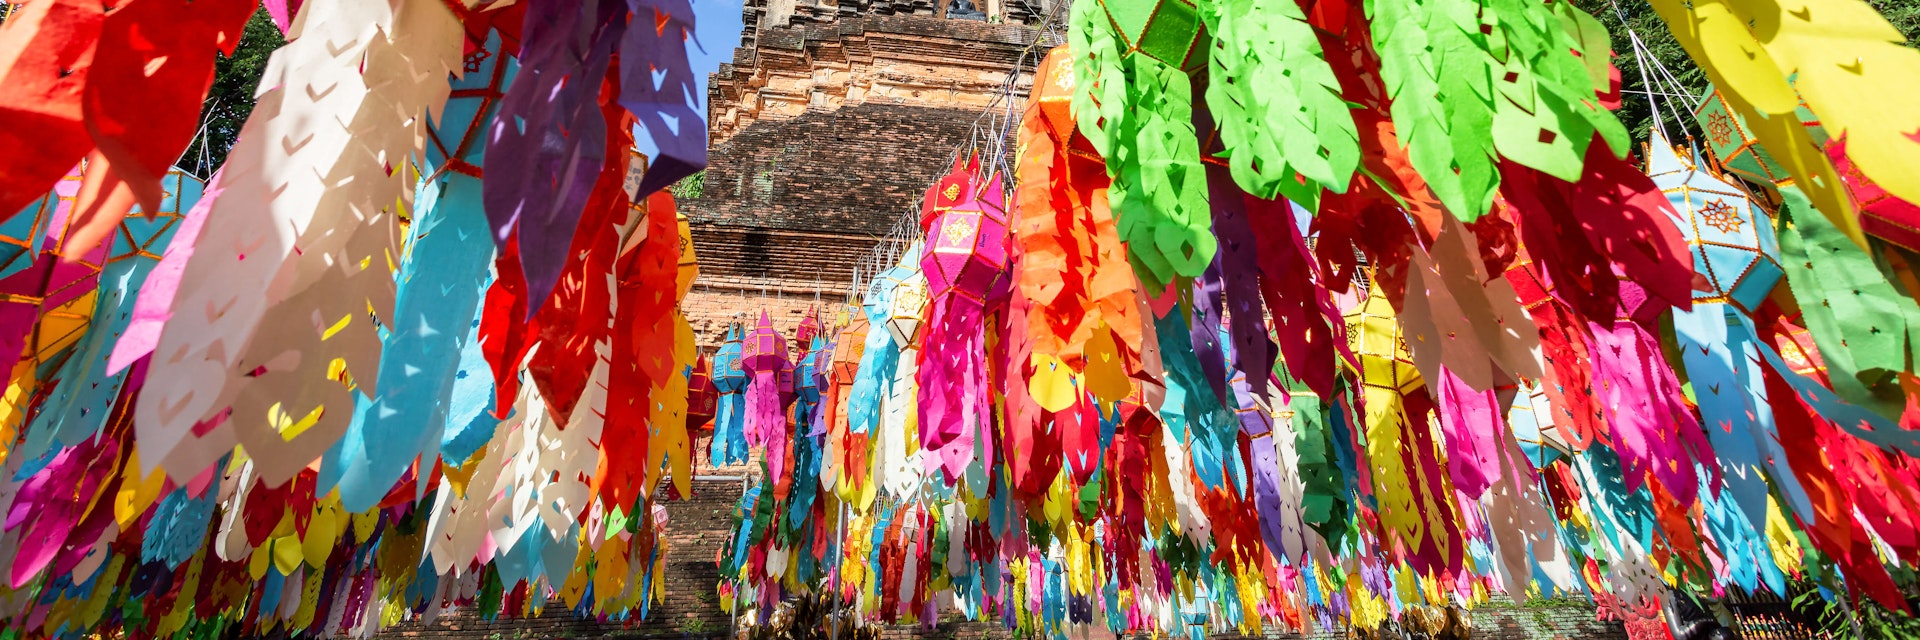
922, 170, 1009, 307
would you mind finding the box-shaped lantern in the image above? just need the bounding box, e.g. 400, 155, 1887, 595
887, 275, 927, 346
1100, 0, 1209, 72
922, 172, 1010, 306
808, 336, 833, 392
831, 317, 869, 386
713, 322, 748, 392
743, 311, 787, 376
1694, 85, 1827, 188
795, 335, 823, 400
688, 352, 717, 431
922, 157, 979, 229
795, 306, 821, 347
1343, 281, 1422, 394
114, 169, 205, 266
1828, 141, 1920, 252
887, 260, 929, 348
1646, 132, 1782, 312
676, 213, 698, 299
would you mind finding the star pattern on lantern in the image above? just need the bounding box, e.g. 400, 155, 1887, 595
939, 212, 979, 250
1699, 199, 1744, 234
1706, 111, 1735, 148
1647, 129, 1781, 310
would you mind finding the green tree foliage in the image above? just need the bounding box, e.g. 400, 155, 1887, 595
178, 8, 286, 177
1573, 0, 1920, 154
672, 170, 706, 200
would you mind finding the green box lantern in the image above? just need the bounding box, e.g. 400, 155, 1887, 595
1099, 0, 1210, 72
1693, 84, 1828, 188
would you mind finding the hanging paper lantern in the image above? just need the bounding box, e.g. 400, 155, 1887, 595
1828, 139, 1920, 252
848, 265, 906, 435
710, 321, 749, 465
1694, 86, 1827, 190
742, 310, 789, 447
794, 336, 823, 422
1651, 129, 1793, 587
676, 212, 699, 299
886, 248, 928, 348
796, 305, 821, 347
807, 329, 833, 397
1099, 0, 1210, 72
831, 314, 867, 388
822, 312, 869, 499
1648, 132, 1783, 311
918, 163, 1009, 483
689, 352, 717, 433
921, 168, 1008, 301
1342, 279, 1465, 576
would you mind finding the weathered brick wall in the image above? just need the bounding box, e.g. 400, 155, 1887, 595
683, 272, 851, 352
709, 13, 1060, 144
681, 102, 985, 238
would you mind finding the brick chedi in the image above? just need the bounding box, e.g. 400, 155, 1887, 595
677, 0, 1063, 350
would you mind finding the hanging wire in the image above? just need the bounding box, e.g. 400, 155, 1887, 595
840, 0, 1065, 305
1604, 0, 1704, 147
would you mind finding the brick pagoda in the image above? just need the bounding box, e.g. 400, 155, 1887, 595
677, 0, 1065, 348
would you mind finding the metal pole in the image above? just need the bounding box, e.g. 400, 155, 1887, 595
833, 501, 850, 640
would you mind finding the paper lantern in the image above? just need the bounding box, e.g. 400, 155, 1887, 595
743, 311, 788, 382
1828, 140, 1920, 252
795, 306, 821, 347
1100, 0, 1209, 72
1646, 131, 1782, 311
922, 172, 1009, 303
688, 352, 716, 432
675, 212, 698, 299
795, 335, 823, 407
742, 311, 793, 490
743, 311, 788, 387
1694, 85, 1826, 189
831, 317, 868, 387
886, 246, 928, 348
808, 335, 832, 392
917, 164, 1009, 481
715, 321, 747, 390
793, 308, 825, 423
710, 321, 750, 465
1343, 282, 1421, 396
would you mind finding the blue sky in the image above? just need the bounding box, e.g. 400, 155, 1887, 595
691, 0, 747, 85
636, 0, 746, 159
